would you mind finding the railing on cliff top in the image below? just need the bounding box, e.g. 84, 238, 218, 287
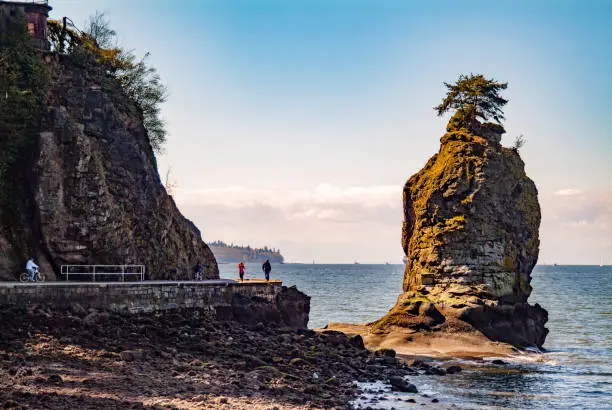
61, 265, 145, 282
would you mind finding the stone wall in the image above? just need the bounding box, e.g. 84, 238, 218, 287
0, 281, 310, 328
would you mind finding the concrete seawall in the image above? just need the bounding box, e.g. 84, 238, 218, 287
0, 280, 310, 327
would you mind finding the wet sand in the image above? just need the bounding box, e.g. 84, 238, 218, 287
324, 322, 516, 360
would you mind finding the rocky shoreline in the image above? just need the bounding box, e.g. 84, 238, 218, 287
0, 306, 463, 409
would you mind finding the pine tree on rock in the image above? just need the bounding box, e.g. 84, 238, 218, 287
434, 73, 508, 125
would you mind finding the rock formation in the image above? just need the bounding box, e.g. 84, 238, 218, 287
376, 111, 548, 348
224, 285, 311, 328
0, 55, 218, 280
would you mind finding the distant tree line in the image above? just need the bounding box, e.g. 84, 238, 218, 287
209, 240, 284, 263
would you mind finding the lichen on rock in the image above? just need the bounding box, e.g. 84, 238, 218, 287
378, 113, 548, 348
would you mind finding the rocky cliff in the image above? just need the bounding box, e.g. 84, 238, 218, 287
376, 112, 548, 348
0, 55, 218, 280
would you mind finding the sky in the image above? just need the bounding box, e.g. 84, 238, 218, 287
49, 0, 611, 264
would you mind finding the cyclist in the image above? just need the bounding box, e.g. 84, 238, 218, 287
26, 257, 39, 282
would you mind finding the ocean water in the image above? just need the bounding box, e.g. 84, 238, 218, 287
219, 263, 612, 409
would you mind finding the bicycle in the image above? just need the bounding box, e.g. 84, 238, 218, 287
19, 268, 46, 283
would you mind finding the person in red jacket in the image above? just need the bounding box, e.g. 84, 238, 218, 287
238, 261, 245, 282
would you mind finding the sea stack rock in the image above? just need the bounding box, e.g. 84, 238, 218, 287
377, 111, 548, 348
0, 55, 218, 280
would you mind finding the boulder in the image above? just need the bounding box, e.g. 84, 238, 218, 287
120, 350, 145, 362
219, 285, 310, 328
388, 376, 418, 393
375, 348, 396, 358
276, 286, 311, 328
348, 334, 365, 350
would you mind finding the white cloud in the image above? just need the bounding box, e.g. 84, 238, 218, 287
173, 184, 404, 263
539, 189, 612, 264
173, 184, 401, 219
554, 188, 583, 196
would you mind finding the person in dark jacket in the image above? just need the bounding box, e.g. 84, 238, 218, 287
193, 261, 203, 280
262, 259, 271, 281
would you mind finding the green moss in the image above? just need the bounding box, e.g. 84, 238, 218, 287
289, 357, 306, 366
446, 109, 469, 132
255, 365, 279, 373
372, 294, 431, 330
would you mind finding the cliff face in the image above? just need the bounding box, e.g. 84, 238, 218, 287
0, 55, 218, 280
378, 113, 548, 348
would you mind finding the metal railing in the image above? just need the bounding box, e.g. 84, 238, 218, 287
2, 1, 49, 5
60, 265, 145, 282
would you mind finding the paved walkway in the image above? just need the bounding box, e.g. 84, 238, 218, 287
0, 279, 282, 287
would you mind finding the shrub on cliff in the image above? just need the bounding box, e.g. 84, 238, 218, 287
435, 74, 508, 125
512, 134, 526, 152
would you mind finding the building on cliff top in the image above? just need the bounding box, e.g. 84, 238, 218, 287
0, 0, 52, 50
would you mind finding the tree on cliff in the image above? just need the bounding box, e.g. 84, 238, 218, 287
47, 12, 168, 152
84, 13, 168, 152
85, 11, 116, 49
434, 74, 508, 124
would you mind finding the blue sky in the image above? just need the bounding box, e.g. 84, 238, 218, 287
50, 0, 612, 263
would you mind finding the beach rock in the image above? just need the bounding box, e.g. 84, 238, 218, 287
0, 55, 218, 280
227, 285, 310, 328
322, 330, 348, 346
47, 374, 63, 383
375, 348, 396, 358
71, 303, 87, 317
120, 350, 144, 362
376, 112, 548, 348
425, 367, 446, 376
389, 376, 418, 393
348, 334, 366, 349
277, 286, 311, 328
446, 365, 462, 374
251, 322, 266, 332
407, 359, 429, 369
